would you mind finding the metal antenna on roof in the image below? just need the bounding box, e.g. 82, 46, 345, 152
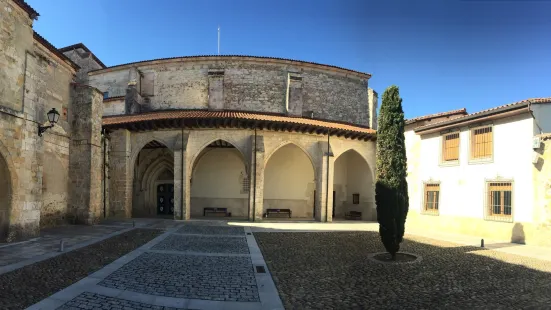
218, 25, 220, 55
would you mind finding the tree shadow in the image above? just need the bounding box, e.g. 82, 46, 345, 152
253, 230, 551, 309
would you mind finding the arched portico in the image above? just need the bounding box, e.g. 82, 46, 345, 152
132, 140, 175, 217
332, 149, 375, 220
190, 139, 249, 218
263, 143, 316, 219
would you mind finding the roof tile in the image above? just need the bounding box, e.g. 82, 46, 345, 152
103, 110, 375, 135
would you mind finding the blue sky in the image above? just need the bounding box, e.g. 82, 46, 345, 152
27, 0, 550, 119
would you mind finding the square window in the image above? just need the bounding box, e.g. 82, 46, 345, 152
423, 183, 440, 215
471, 126, 493, 160
442, 132, 460, 162
485, 181, 513, 222
103, 92, 109, 100
352, 194, 359, 204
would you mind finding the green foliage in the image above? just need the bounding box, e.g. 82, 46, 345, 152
375, 85, 409, 257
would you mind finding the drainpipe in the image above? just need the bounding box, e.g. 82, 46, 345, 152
527, 100, 543, 135
253, 126, 257, 222
325, 132, 330, 222
181, 127, 184, 220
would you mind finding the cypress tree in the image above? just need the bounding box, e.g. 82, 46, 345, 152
375, 85, 409, 259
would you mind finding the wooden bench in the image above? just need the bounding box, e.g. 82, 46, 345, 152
345, 211, 362, 220
264, 209, 292, 218
203, 207, 228, 217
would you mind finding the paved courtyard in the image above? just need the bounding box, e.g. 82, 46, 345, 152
255, 231, 551, 310
3, 220, 551, 309
27, 221, 282, 310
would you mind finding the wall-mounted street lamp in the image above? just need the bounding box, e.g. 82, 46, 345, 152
38, 108, 60, 137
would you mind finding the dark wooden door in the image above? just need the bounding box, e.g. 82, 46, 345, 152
157, 184, 174, 215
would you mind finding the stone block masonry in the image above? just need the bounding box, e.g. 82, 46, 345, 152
68, 84, 104, 224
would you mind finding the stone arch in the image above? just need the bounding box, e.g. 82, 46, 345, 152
190, 138, 249, 218
332, 148, 375, 220
264, 142, 316, 218
0, 140, 16, 241
189, 137, 248, 175
265, 141, 317, 176
130, 136, 174, 172
333, 147, 374, 181
132, 140, 174, 217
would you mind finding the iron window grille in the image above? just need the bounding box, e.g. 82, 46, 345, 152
485, 181, 513, 222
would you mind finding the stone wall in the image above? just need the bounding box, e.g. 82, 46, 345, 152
90, 59, 372, 126
62, 48, 104, 84
0, 0, 33, 112
68, 85, 104, 224
532, 135, 551, 246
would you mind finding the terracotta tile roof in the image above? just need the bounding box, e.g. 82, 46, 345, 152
58, 43, 107, 69
103, 110, 375, 136
415, 97, 551, 133
406, 108, 467, 124
88, 55, 371, 78
33, 32, 80, 70
12, 0, 39, 19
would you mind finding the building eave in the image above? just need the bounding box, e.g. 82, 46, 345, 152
103, 110, 376, 141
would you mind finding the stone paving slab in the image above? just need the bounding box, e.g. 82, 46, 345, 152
0, 225, 127, 268
152, 234, 249, 254
57, 292, 186, 310
98, 252, 260, 302
176, 225, 245, 235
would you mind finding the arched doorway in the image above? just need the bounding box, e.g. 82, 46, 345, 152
0, 151, 12, 240
190, 140, 248, 218
133, 140, 174, 218
264, 143, 315, 219
333, 149, 374, 220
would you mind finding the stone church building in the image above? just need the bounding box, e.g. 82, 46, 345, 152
0, 0, 378, 242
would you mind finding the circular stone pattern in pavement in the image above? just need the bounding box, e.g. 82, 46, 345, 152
369, 252, 422, 264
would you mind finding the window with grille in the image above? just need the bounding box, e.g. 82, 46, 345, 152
423, 183, 440, 214
442, 132, 460, 162
471, 126, 493, 160
486, 181, 512, 221
241, 177, 250, 193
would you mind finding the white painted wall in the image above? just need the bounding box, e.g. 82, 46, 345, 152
333, 150, 373, 219
408, 113, 535, 223
264, 144, 316, 217
190, 148, 248, 217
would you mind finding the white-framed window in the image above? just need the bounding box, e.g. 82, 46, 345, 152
470, 125, 493, 161
484, 180, 513, 222
422, 182, 440, 215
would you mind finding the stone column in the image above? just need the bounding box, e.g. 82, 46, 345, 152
68, 84, 104, 224
108, 129, 132, 218
248, 134, 265, 221
173, 132, 190, 220
315, 140, 335, 222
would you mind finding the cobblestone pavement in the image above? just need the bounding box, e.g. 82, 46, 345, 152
176, 225, 245, 235
99, 252, 259, 301
0, 229, 162, 310
255, 231, 551, 310
57, 292, 186, 310
152, 234, 250, 254
26, 220, 281, 310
